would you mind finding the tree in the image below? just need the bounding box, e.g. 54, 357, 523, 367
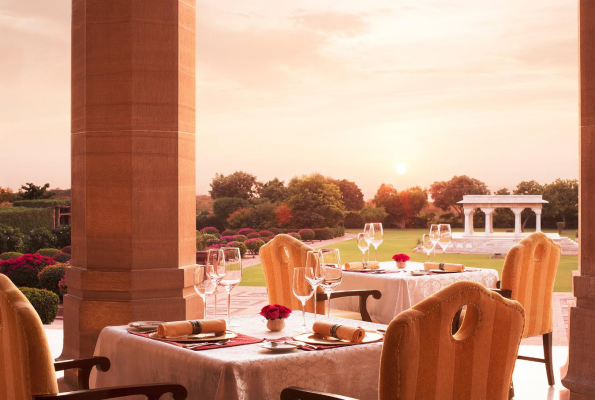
327, 179, 365, 211
543, 179, 579, 228
209, 172, 258, 200
360, 206, 388, 223
212, 197, 249, 221
493, 188, 514, 228
257, 178, 288, 203
0, 187, 14, 203
429, 175, 489, 222
513, 180, 544, 230
18, 183, 55, 200
373, 184, 403, 227
286, 175, 345, 228
400, 186, 428, 228
227, 201, 277, 229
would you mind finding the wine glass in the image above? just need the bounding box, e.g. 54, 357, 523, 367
220, 247, 242, 327
194, 265, 216, 320
438, 224, 452, 263
370, 223, 383, 262
357, 233, 369, 265
319, 249, 342, 321
429, 224, 440, 262
363, 223, 374, 263
422, 234, 435, 262
293, 267, 315, 331
305, 250, 325, 321
206, 249, 225, 318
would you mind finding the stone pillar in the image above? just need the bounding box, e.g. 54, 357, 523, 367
482, 208, 494, 236
534, 208, 542, 232
64, 0, 199, 384
470, 210, 475, 235
464, 208, 473, 236
512, 208, 523, 237
562, 1, 595, 397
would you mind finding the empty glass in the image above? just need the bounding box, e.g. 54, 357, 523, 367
422, 234, 435, 262
438, 224, 452, 263
370, 223, 383, 262
363, 223, 374, 263
357, 233, 370, 265
206, 249, 226, 318
319, 249, 342, 321
429, 224, 440, 262
194, 265, 216, 320
293, 267, 315, 331
305, 250, 325, 321
220, 247, 243, 327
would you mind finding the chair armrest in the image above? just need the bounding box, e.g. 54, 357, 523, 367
490, 288, 512, 299
33, 383, 187, 400
54, 357, 110, 390
318, 290, 381, 322
281, 387, 358, 400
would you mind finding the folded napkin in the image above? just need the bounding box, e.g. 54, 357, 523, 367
423, 262, 465, 272
343, 261, 379, 270
312, 321, 365, 344
157, 319, 226, 338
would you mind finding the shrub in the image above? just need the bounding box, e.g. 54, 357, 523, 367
360, 206, 388, 223
261, 236, 272, 243
259, 230, 274, 238
313, 228, 333, 241
222, 229, 238, 237
196, 211, 225, 232
238, 228, 255, 236
61, 245, 72, 254
557, 221, 565, 234
52, 225, 71, 248
13, 199, 70, 208
58, 275, 67, 297
201, 227, 220, 235
226, 241, 247, 257
203, 234, 220, 247
331, 227, 340, 238
338, 226, 345, 237
1, 253, 55, 288
247, 232, 260, 239
213, 197, 250, 221
298, 229, 315, 241
36, 248, 61, 257
0, 251, 23, 261
220, 235, 235, 244
245, 238, 265, 254
53, 252, 71, 263
19, 287, 59, 324
196, 231, 207, 251
0, 207, 53, 233
38, 264, 66, 297
234, 234, 248, 243
344, 211, 364, 229
0, 224, 24, 253
24, 228, 57, 253
269, 227, 284, 235
287, 232, 302, 241
227, 201, 277, 230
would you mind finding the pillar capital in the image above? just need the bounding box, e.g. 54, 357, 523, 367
480, 207, 494, 214
463, 207, 474, 215
511, 207, 524, 215
533, 208, 543, 215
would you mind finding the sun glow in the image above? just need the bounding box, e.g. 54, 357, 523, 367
395, 163, 407, 175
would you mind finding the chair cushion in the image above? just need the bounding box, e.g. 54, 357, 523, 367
330, 309, 379, 323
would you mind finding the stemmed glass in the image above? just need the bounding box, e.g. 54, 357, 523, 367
319, 249, 342, 321
429, 224, 440, 262
305, 250, 325, 321
357, 233, 370, 265
220, 247, 242, 327
422, 234, 435, 262
370, 223, 383, 262
293, 267, 315, 331
194, 265, 216, 320
363, 223, 374, 263
206, 249, 226, 318
438, 224, 452, 263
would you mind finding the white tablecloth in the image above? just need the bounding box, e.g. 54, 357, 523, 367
332, 261, 499, 324
91, 314, 386, 400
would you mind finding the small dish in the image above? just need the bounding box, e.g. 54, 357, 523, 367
259, 341, 298, 352
127, 321, 162, 332
410, 270, 430, 276
429, 269, 460, 274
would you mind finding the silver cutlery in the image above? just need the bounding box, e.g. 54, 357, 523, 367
182, 339, 231, 349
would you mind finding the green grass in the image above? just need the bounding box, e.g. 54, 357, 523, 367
240, 228, 577, 292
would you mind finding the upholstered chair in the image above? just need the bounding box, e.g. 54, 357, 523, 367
281, 281, 525, 400
0, 274, 187, 400
259, 234, 381, 322
493, 231, 561, 386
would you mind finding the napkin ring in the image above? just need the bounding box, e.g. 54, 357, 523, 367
438, 263, 445, 271
190, 320, 203, 335
330, 324, 341, 339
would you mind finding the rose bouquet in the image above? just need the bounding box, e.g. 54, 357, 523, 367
260, 304, 292, 320
392, 254, 410, 263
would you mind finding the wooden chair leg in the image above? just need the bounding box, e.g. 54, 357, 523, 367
509, 381, 514, 399
543, 332, 554, 386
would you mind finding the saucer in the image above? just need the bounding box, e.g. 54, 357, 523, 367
259, 341, 298, 352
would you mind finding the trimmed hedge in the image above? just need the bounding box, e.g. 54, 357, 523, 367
53, 225, 71, 248
24, 228, 57, 253
222, 229, 238, 237
287, 232, 302, 241
0, 251, 23, 261
19, 287, 59, 324
226, 241, 247, 257
298, 229, 315, 241
53, 252, 71, 263
0, 207, 53, 233
245, 238, 265, 254
237, 228, 255, 236
234, 234, 248, 243
258, 230, 274, 238
1, 253, 55, 288
247, 233, 260, 239
200, 227, 220, 235
13, 199, 70, 208
0, 224, 24, 253
313, 228, 333, 241
36, 248, 61, 257
38, 264, 66, 298
61, 245, 72, 254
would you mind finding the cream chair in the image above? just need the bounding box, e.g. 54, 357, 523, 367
259, 234, 381, 322
0, 274, 187, 400
282, 281, 525, 400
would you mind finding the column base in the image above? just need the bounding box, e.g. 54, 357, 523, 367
562, 305, 595, 398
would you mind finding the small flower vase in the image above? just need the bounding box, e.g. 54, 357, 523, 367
397, 261, 407, 269
266, 319, 286, 332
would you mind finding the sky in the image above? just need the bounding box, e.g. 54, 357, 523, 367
0, 0, 579, 199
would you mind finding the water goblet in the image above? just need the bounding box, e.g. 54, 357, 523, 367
429, 224, 440, 262
305, 250, 325, 321
357, 233, 370, 265
220, 247, 242, 327
363, 223, 374, 263
206, 248, 226, 318
370, 223, 383, 262
293, 267, 315, 331
319, 249, 342, 321
438, 224, 452, 263
194, 265, 216, 320
422, 234, 435, 262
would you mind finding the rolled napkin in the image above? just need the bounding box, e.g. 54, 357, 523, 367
157, 319, 226, 338
423, 262, 465, 272
312, 321, 365, 344
343, 261, 379, 270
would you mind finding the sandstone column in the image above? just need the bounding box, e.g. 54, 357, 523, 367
563, 1, 595, 398
64, 0, 199, 382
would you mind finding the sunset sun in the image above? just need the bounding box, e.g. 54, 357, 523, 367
395, 163, 407, 175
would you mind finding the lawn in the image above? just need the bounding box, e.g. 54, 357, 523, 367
240, 228, 577, 292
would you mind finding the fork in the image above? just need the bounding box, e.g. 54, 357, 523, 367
183, 339, 231, 349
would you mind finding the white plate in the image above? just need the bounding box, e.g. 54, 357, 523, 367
127, 321, 162, 332
259, 341, 298, 352
410, 271, 430, 276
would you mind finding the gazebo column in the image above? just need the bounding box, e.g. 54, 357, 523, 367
534, 208, 542, 232
482, 208, 494, 236
562, 1, 595, 397
64, 0, 199, 386
464, 208, 473, 236
512, 208, 523, 237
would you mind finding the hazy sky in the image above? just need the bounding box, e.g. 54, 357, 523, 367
0, 0, 579, 199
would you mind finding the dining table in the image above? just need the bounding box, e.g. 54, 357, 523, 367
90, 314, 387, 400
332, 261, 499, 324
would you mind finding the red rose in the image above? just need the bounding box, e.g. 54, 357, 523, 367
260, 304, 291, 319
278, 305, 292, 319
392, 253, 410, 262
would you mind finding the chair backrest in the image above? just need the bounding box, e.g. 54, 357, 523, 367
0, 274, 58, 399
259, 234, 324, 313
379, 281, 524, 400
500, 232, 560, 338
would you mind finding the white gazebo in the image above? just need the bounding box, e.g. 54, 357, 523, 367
458, 195, 547, 237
